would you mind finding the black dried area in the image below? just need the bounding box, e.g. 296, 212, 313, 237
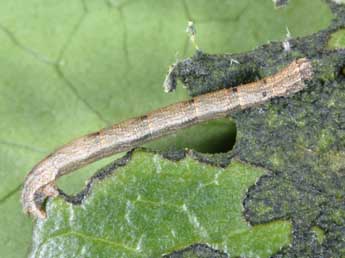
167, 1, 345, 257
164, 243, 228, 258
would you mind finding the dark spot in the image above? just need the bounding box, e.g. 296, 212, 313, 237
339, 66, 345, 77
87, 131, 100, 138
262, 91, 267, 97
232, 87, 238, 93
188, 99, 195, 104
139, 115, 148, 120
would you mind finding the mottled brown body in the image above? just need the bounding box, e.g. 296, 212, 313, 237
22, 58, 313, 219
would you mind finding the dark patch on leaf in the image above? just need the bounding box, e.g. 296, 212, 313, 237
163, 1, 345, 256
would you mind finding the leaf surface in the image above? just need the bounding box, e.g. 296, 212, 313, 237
31, 151, 291, 258
0, 0, 332, 257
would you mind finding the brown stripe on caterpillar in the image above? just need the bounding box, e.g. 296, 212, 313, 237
21, 58, 313, 219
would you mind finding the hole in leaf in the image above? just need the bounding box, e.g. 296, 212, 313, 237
145, 118, 236, 154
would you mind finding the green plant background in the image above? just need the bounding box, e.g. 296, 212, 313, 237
0, 0, 332, 257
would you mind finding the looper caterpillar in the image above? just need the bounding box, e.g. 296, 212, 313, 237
22, 58, 313, 219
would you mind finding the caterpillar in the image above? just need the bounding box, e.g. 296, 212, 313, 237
22, 58, 313, 219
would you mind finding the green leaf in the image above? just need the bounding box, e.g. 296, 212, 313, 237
0, 0, 333, 257
31, 150, 291, 257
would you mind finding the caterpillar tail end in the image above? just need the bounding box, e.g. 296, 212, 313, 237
21, 166, 59, 219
